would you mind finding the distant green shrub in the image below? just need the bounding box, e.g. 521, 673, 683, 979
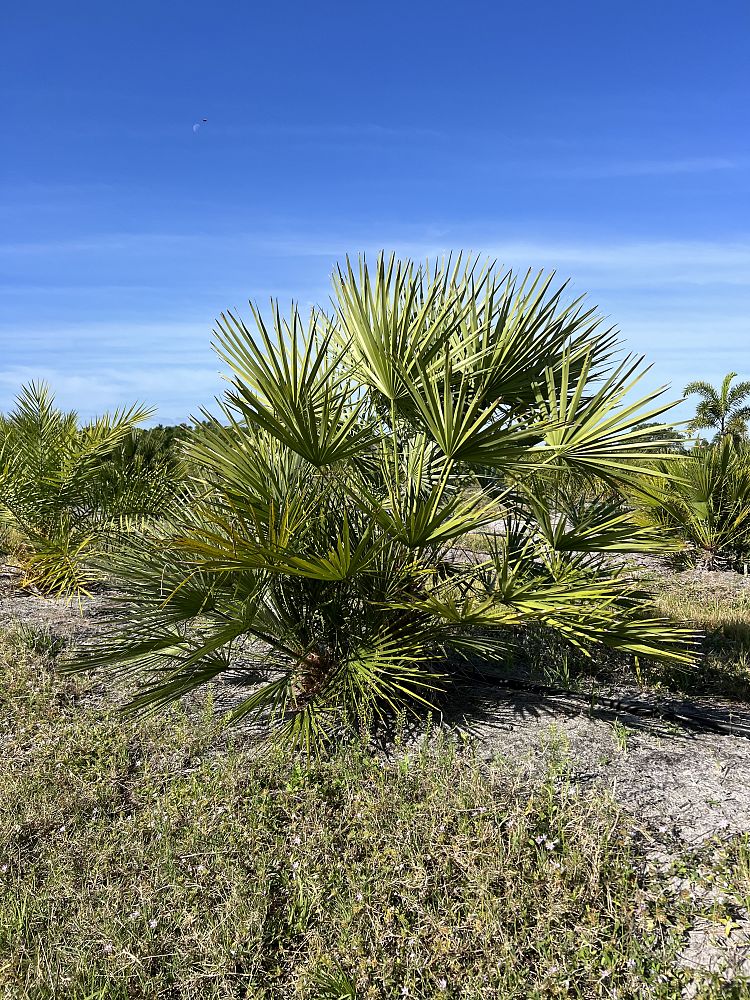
0, 382, 181, 595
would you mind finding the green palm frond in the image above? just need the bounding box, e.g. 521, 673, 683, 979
684, 378, 723, 404
726, 381, 750, 409
535, 352, 680, 478
394, 344, 547, 467
447, 268, 617, 402
332, 253, 475, 405
720, 371, 739, 405
524, 490, 682, 555
214, 305, 378, 468
345, 437, 502, 548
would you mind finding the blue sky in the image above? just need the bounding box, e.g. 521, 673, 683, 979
2, 0, 749, 424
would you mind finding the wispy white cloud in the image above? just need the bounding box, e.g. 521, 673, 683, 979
233, 234, 750, 288
475, 239, 750, 287
2, 232, 750, 292
1, 229, 748, 425
0, 233, 192, 256
0, 318, 210, 347
547, 156, 744, 178
0, 364, 223, 423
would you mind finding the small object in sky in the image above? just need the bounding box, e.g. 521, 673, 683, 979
192, 118, 208, 133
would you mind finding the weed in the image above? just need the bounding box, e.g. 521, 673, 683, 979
312, 967, 359, 999
5, 621, 67, 660
611, 718, 630, 753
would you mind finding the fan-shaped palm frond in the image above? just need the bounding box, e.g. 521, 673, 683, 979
535, 352, 680, 479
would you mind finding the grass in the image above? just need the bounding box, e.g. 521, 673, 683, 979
650, 574, 750, 700
2, 629, 750, 997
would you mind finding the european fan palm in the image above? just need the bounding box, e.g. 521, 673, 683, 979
684, 372, 750, 445
68, 255, 695, 745
0, 383, 177, 595
630, 438, 750, 569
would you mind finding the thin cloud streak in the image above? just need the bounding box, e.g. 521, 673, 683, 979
547, 156, 744, 178
0, 365, 224, 424
478, 239, 750, 286
3, 232, 750, 287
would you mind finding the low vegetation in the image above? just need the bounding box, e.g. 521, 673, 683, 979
1, 630, 748, 999
0, 384, 182, 595
651, 574, 750, 699
631, 440, 750, 570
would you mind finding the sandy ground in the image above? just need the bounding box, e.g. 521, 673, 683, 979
448, 680, 750, 844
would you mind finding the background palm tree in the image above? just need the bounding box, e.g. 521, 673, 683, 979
684, 372, 750, 445
0, 383, 181, 595
630, 438, 750, 569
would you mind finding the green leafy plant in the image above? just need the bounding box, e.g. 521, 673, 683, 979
684, 371, 750, 446
0, 383, 177, 595
67, 255, 695, 744
630, 439, 750, 570
5, 621, 68, 660
312, 967, 359, 999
